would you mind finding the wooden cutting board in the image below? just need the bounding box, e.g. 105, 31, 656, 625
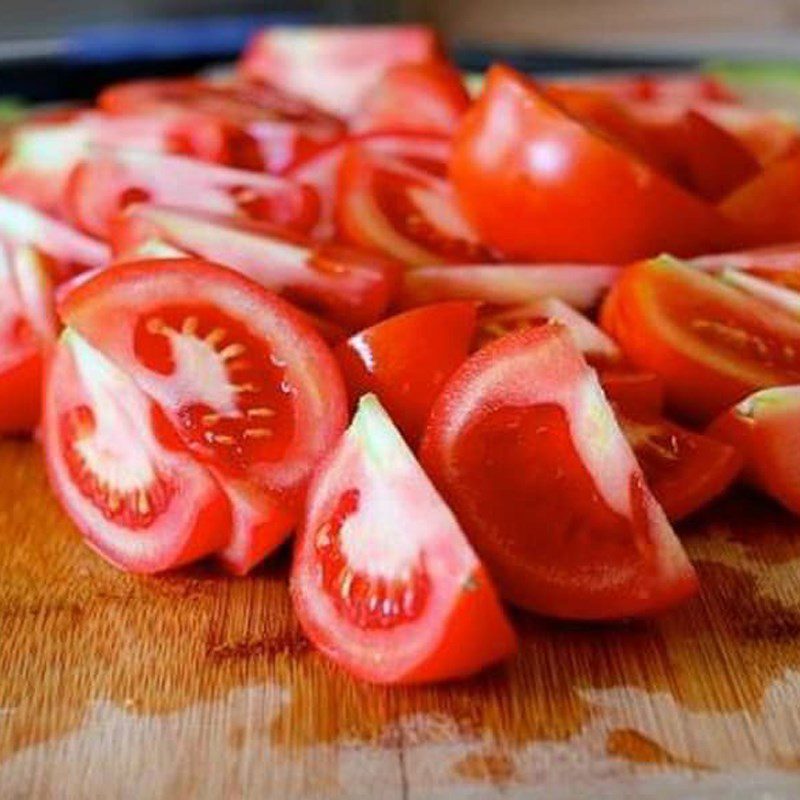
1, 439, 800, 799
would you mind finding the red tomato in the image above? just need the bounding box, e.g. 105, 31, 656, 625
291, 393, 516, 683
600, 256, 800, 422
401, 264, 620, 311
0, 194, 108, 279
65, 149, 319, 239
43, 329, 231, 572
450, 65, 735, 263
110, 204, 401, 330
721, 154, 800, 246
0, 243, 57, 433
618, 410, 741, 521
58, 258, 349, 571
336, 147, 491, 267
474, 296, 664, 416
238, 25, 443, 117
353, 60, 470, 135
707, 385, 800, 514
335, 302, 477, 445
286, 131, 451, 240
420, 324, 698, 619
98, 78, 345, 174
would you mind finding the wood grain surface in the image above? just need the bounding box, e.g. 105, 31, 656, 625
2, 439, 800, 799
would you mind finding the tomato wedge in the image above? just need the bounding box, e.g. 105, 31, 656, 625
0, 242, 57, 433
286, 131, 451, 240
337, 147, 491, 267
43, 329, 230, 573
58, 258, 348, 571
353, 60, 470, 135
707, 385, 800, 514
474, 296, 664, 416
451, 65, 735, 263
420, 324, 698, 619
335, 302, 477, 445
0, 194, 108, 279
238, 25, 443, 116
98, 78, 345, 174
65, 149, 318, 239
601, 256, 800, 422
291, 393, 516, 683
110, 204, 401, 330
618, 410, 741, 521
546, 73, 736, 104
401, 264, 619, 311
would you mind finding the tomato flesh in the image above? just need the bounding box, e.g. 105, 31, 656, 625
337, 147, 491, 267
708, 386, 800, 514
44, 330, 230, 572
618, 410, 742, 521
292, 394, 516, 683
601, 256, 800, 422
420, 324, 698, 620
335, 301, 477, 445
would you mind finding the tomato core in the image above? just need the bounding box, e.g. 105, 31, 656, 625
61, 405, 174, 528
314, 488, 431, 629
133, 304, 296, 471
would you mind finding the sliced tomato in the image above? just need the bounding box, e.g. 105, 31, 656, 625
286, 131, 451, 240
0, 194, 108, 279
110, 204, 401, 330
65, 149, 318, 239
58, 258, 348, 569
707, 385, 800, 514
336, 147, 491, 267
720, 153, 800, 246
474, 296, 664, 416
353, 60, 470, 135
600, 255, 800, 422
336, 302, 477, 445
43, 329, 230, 572
238, 25, 443, 117
98, 78, 345, 174
401, 264, 619, 311
451, 65, 735, 263
419, 324, 698, 619
618, 410, 741, 521
547, 73, 737, 104
0, 242, 57, 433
291, 393, 516, 683
690, 243, 800, 272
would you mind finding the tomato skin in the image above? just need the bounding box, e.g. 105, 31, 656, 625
335, 302, 477, 445
291, 394, 516, 684
238, 25, 443, 117
110, 204, 402, 331
64, 150, 319, 240
721, 154, 800, 247
0, 352, 43, 434
353, 60, 470, 135
450, 65, 735, 263
599, 368, 665, 417
336, 146, 491, 267
618, 410, 742, 521
707, 386, 800, 514
43, 330, 230, 573
420, 324, 698, 620
600, 256, 800, 423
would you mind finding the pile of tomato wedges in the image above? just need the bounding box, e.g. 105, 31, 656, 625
5, 24, 800, 684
